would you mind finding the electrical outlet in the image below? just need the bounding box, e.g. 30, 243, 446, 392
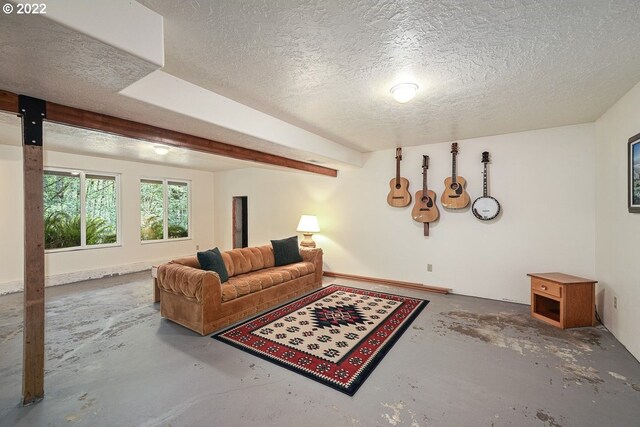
427, 264, 433, 272
614, 296, 617, 309
196, 244, 200, 250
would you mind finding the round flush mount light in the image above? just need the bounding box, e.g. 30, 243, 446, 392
390, 83, 419, 103
153, 145, 170, 155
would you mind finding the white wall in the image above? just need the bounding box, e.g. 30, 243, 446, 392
0, 144, 24, 290
595, 80, 640, 361
0, 145, 214, 293
214, 123, 596, 304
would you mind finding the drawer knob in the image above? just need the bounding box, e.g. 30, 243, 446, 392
541, 285, 547, 290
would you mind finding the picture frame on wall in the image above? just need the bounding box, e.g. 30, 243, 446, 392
630, 132, 640, 213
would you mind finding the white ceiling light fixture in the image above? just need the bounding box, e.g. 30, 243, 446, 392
390, 83, 419, 103
153, 145, 170, 155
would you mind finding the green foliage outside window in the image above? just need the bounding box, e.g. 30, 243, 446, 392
85, 175, 117, 245
140, 179, 189, 240
168, 182, 189, 238
140, 180, 164, 240
44, 171, 118, 250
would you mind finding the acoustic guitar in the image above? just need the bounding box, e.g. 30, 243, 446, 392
441, 142, 470, 209
387, 147, 411, 207
472, 151, 501, 220
412, 155, 439, 223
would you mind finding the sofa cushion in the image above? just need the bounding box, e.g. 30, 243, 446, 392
271, 236, 303, 266
197, 248, 229, 283
222, 245, 275, 277
220, 261, 315, 302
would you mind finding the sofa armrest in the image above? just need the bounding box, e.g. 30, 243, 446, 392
301, 248, 322, 263
301, 248, 323, 285
157, 263, 222, 306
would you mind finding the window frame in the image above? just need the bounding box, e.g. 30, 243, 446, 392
140, 177, 192, 244
44, 167, 122, 253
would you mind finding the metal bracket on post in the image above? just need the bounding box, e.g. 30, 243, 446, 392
18, 95, 46, 146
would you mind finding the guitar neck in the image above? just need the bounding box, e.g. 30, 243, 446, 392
396, 157, 401, 183
483, 163, 488, 197
423, 168, 427, 193
452, 152, 457, 183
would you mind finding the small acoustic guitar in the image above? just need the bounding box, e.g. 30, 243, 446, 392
387, 147, 411, 207
412, 155, 439, 223
441, 142, 470, 209
472, 151, 501, 220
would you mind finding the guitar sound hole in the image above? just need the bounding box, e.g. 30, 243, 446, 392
450, 183, 459, 191
395, 183, 401, 189
421, 197, 433, 207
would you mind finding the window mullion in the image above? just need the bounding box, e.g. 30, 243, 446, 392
187, 182, 191, 238
80, 172, 87, 247
163, 179, 169, 240
116, 175, 121, 245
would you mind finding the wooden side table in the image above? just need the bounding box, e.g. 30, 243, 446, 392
527, 272, 597, 329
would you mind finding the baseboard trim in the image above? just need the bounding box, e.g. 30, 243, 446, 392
0, 255, 189, 296
323, 272, 450, 295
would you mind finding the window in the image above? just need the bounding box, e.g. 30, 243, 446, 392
44, 169, 120, 250
140, 179, 190, 241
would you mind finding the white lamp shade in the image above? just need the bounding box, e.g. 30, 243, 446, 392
297, 215, 320, 233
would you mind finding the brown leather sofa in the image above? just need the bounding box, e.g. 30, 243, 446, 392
156, 245, 323, 335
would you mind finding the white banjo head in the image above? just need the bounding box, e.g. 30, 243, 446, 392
472, 196, 501, 220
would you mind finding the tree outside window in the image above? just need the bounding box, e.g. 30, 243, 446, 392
140, 179, 190, 241
44, 170, 119, 250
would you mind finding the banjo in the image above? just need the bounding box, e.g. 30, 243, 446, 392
472, 151, 501, 221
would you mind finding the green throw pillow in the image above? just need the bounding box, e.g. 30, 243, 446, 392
197, 247, 229, 283
271, 236, 303, 266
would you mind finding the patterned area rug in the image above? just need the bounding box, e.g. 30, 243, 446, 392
213, 285, 428, 395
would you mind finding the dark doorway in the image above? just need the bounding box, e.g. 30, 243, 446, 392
232, 196, 248, 248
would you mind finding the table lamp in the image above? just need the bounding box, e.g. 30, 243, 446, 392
297, 215, 320, 248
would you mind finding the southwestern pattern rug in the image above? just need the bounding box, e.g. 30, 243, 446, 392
213, 285, 428, 395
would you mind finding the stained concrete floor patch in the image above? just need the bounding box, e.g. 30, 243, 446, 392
381, 401, 420, 427
535, 409, 563, 427
434, 309, 621, 391
608, 371, 627, 381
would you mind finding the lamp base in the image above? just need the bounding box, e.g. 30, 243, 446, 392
299, 233, 316, 248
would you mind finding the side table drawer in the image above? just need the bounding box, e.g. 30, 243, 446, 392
531, 278, 562, 298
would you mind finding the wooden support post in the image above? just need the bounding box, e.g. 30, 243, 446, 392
423, 222, 429, 236
20, 95, 46, 406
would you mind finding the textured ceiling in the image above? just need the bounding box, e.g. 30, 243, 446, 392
0, 10, 159, 108
2, 1, 640, 170
0, 9, 353, 169
139, 0, 640, 152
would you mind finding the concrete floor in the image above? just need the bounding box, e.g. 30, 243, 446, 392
0, 273, 639, 427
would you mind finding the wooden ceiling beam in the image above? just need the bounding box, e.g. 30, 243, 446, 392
46, 102, 337, 176
0, 90, 338, 177
0, 90, 19, 114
